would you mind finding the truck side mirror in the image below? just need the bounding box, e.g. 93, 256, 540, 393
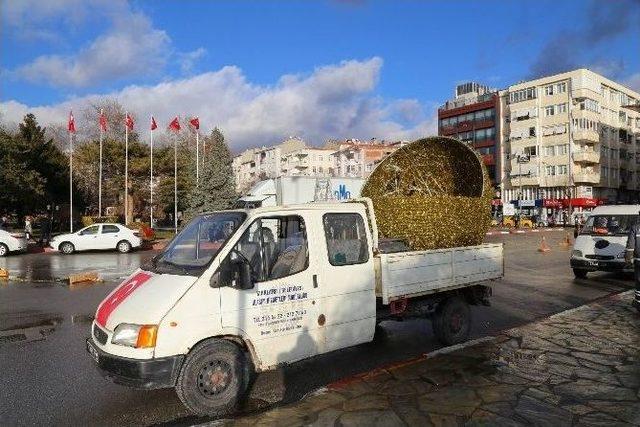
237, 260, 253, 290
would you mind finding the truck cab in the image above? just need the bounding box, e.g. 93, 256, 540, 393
87, 201, 502, 416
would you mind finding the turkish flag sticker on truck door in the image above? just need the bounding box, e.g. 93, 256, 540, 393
96, 272, 153, 328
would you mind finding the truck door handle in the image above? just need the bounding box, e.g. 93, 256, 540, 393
313, 274, 318, 288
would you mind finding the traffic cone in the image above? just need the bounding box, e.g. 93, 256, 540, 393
538, 236, 551, 253
559, 232, 572, 248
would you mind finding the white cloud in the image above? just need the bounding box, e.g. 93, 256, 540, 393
178, 48, 208, 75
0, 58, 437, 151
7, 1, 171, 88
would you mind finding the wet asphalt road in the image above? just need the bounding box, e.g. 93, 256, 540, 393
0, 232, 635, 426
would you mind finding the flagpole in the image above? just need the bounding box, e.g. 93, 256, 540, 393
69, 130, 74, 232
150, 119, 154, 229
196, 130, 199, 185
174, 133, 178, 234
124, 112, 129, 226
98, 113, 103, 218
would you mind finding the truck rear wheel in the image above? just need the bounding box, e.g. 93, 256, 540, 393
176, 339, 247, 416
432, 297, 471, 346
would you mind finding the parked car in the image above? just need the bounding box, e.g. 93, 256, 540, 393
0, 229, 28, 257
49, 223, 142, 254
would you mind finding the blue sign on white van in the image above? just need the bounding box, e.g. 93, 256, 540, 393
334, 184, 352, 200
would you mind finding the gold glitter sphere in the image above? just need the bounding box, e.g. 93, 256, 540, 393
362, 136, 492, 250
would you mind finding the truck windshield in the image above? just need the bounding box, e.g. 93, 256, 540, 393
580, 215, 638, 236
151, 212, 246, 274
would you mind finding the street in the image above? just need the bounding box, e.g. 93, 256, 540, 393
0, 231, 634, 426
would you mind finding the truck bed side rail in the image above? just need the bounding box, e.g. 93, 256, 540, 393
376, 243, 504, 305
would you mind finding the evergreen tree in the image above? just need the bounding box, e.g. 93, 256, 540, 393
185, 128, 237, 219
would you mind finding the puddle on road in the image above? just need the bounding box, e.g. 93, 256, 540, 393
0, 312, 95, 346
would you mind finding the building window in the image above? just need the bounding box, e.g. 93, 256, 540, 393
545, 106, 555, 116
545, 85, 554, 96
557, 144, 568, 155
557, 82, 567, 93
545, 146, 555, 156
529, 127, 536, 137
509, 87, 537, 103
545, 165, 556, 176
557, 165, 568, 175
557, 103, 567, 114
524, 146, 537, 157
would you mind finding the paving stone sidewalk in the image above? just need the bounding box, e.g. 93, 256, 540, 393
215, 291, 640, 427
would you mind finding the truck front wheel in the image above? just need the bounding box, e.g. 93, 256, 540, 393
432, 297, 471, 346
176, 339, 247, 416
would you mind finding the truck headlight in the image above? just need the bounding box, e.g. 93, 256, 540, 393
111, 323, 157, 348
616, 251, 627, 259
571, 250, 583, 258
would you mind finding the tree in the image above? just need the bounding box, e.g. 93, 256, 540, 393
0, 114, 78, 217
185, 128, 237, 219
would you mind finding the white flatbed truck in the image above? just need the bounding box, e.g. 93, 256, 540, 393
86, 199, 503, 415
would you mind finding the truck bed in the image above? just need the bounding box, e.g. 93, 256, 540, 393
374, 243, 504, 304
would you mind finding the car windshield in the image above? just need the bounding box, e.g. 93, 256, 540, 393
153, 212, 246, 273
580, 214, 638, 236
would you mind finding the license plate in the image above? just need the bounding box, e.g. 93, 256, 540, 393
588, 261, 598, 267
87, 340, 99, 364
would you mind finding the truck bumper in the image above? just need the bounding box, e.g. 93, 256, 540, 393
570, 258, 631, 273
86, 338, 184, 389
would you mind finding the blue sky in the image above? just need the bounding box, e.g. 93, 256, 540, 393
1, 0, 639, 149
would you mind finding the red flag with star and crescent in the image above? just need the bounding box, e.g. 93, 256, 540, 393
150, 116, 157, 131
68, 111, 76, 133
99, 110, 107, 132
189, 117, 200, 130
169, 117, 181, 131
125, 113, 134, 130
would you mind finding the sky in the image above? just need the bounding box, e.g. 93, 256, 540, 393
1, 0, 639, 152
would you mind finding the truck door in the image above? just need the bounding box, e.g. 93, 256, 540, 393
317, 212, 376, 353
218, 213, 321, 367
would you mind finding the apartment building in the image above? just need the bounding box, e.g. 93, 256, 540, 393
438, 82, 501, 185
330, 139, 405, 178
280, 147, 335, 177
501, 68, 640, 215
232, 137, 306, 192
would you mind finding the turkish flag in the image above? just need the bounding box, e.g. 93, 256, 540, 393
169, 117, 181, 131
68, 111, 76, 133
125, 113, 134, 130
150, 116, 157, 131
95, 272, 153, 327
189, 117, 200, 130
99, 110, 107, 132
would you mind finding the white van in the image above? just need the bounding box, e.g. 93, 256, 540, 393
570, 205, 639, 278
86, 199, 503, 416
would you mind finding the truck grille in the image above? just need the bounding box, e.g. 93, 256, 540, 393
585, 255, 614, 260
93, 324, 108, 345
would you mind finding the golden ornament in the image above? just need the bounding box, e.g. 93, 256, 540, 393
362, 136, 492, 250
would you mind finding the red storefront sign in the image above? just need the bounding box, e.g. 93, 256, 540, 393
491, 199, 502, 206
561, 198, 602, 208
543, 198, 604, 208
543, 199, 563, 208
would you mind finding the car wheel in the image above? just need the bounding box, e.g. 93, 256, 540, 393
573, 268, 588, 279
60, 242, 75, 254
0, 243, 8, 257
176, 339, 248, 416
432, 296, 471, 346
117, 240, 132, 253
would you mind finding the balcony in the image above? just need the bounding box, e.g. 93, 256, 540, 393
573, 129, 600, 144
572, 151, 599, 163
573, 173, 599, 184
